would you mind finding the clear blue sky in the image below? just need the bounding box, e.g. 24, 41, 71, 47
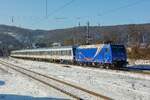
0, 0, 149, 30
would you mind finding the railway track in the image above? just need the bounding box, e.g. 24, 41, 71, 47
0, 59, 112, 100
8, 57, 150, 79
10, 57, 150, 76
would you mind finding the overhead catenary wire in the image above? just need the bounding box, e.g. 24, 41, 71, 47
32, 0, 75, 25
48, 0, 147, 23
72, 0, 147, 21
98, 0, 146, 17
6, 0, 148, 28
47, 0, 75, 18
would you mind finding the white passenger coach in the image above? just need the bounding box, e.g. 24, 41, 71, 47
11, 46, 74, 62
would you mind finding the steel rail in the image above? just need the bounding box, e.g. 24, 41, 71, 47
0, 60, 112, 100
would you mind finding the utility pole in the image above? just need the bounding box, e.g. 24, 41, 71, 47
11, 16, 14, 25
98, 23, 100, 27
78, 22, 80, 27
77, 22, 81, 45
127, 34, 130, 46
142, 34, 145, 43
45, 0, 48, 18
86, 21, 90, 45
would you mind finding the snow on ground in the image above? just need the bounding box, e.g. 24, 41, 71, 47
0, 63, 71, 100
128, 59, 150, 65
4, 58, 150, 100
128, 59, 150, 70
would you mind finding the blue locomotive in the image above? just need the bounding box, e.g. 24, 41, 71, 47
11, 44, 127, 69
75, 44, 127, 68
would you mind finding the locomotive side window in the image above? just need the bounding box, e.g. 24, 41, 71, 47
106, 48, 109, 52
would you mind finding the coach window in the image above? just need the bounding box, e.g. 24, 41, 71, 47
69, 50, 71, 55
64, 50, 66, 55
56, 51, 58, 55
36, 52, 38, 55
62, 51, 64, 55
66, 50, 68, 55
29, 52, 31, 55
48, 51, 51, 55
66, 50, 69, 55
55, 51, 57, 55
53, 51, 55, 55
57, 51, 59, 55
35, 52, 37, 55
64, 51, 67, 55
54, 51, 56, 55
51, 51, 53, 55
59, 51, 60, 55
44, 51, 47, 55
66, 51, 68, 55
42, 51, 45, 55
60, 51, 62, 55
30, 52, 33, 55
42, 51, 44, 55
58, 51, 60, 55
64, 51, 66, 55
45, 51, 47, 55
58, 51, 61, 55
61, 51, 64, 55
40, 51, 43, 55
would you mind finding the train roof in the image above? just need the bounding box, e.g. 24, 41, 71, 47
11, 44, 125, 53
12, 46, 74, 53
78, 44, 105, 48
77, 44, 125, 48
